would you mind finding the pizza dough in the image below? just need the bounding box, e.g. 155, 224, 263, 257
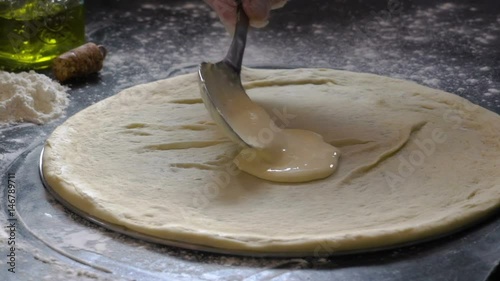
42, 68, 500, 255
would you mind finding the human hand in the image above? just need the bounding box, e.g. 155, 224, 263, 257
204, 0, 287, 32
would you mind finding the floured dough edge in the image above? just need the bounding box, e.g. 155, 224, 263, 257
41, 68, 500, 255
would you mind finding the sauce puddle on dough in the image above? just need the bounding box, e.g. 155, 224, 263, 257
220, 94, 340, 183
235, 128, 340, 182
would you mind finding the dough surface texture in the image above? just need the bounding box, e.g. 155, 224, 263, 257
42, 68, 500, 254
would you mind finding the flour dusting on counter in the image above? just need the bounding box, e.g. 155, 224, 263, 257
0, 71, 69, 126
0, 226, 7, 242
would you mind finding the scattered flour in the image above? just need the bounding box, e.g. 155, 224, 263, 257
0, 225, 8, 242
423, 78, 441, 87
0, 71, 69, 125
33, 253, 115, 281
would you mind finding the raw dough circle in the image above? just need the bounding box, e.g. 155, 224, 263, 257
42, 68, 500, 255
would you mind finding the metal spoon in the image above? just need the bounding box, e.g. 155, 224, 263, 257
198, 0, 256, 148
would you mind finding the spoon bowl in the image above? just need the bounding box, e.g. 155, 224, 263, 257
198, 0, 253, 148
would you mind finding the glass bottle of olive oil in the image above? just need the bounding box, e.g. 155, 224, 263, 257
0, 0, 85, 71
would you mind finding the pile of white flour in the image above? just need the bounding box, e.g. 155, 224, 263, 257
0, 71, 69, 125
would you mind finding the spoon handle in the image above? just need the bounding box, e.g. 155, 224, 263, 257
223, 0, 249, 74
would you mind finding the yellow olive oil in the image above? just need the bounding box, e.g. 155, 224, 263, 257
0, 1, 85, 71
